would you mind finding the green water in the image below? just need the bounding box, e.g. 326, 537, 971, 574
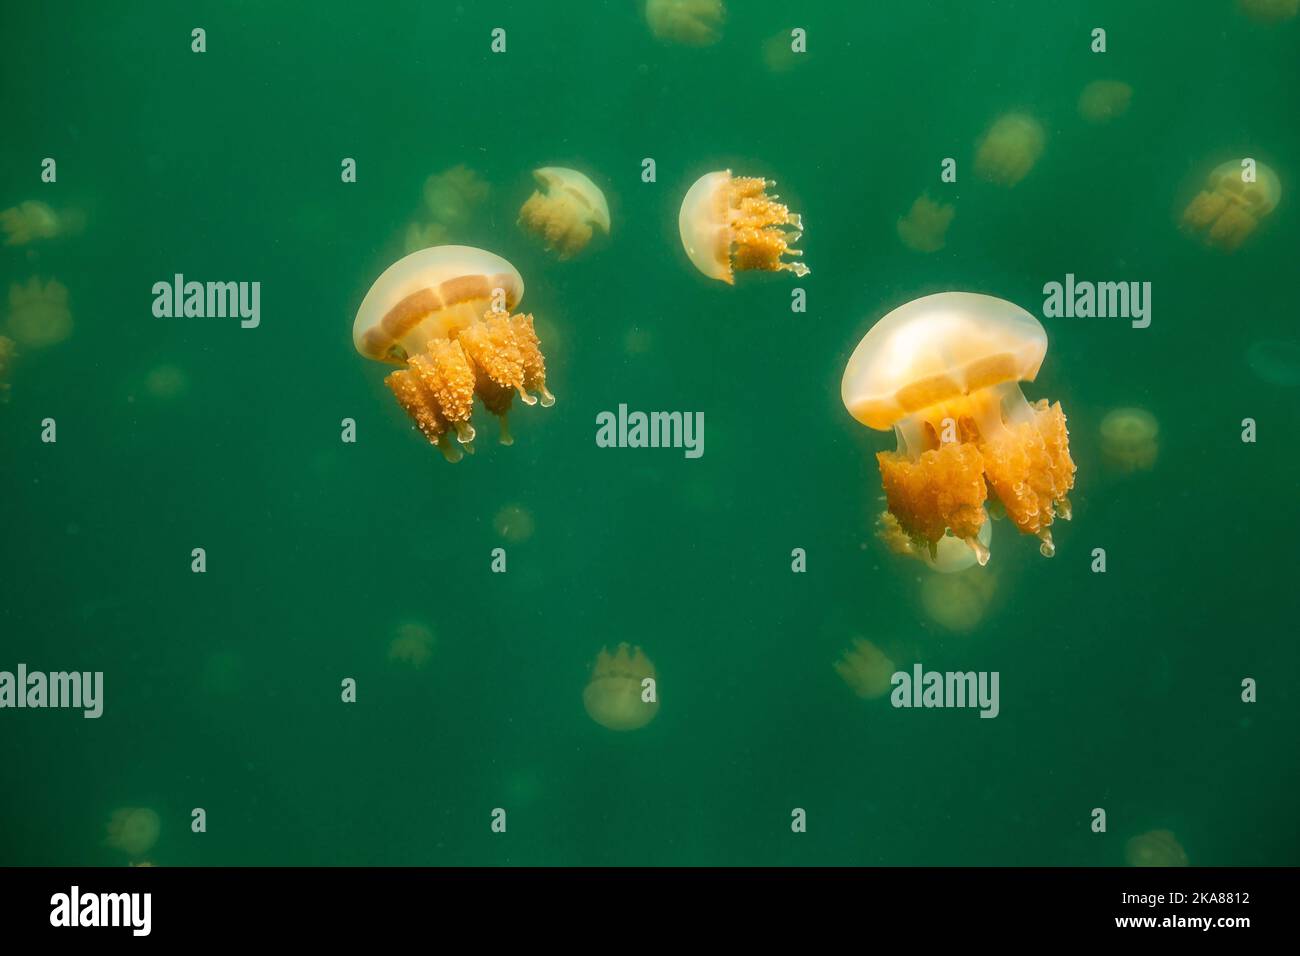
1, 0, 1297, 867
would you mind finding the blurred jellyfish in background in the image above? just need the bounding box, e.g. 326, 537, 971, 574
974, 113, 1046, 186
403, 220, 453, 256
1077, 80, 1132, 124
1125, 829, 1189, 867
584, 643, 659, 731
920, 566, 998, 634
6, 277, 71, 349
645, 0, 725, 46
0, 335, 14, 402
493, 503, 536, 542
762, 29, 806, 73
388, 620, 436, 669
518, 167, 610, 260
1237, 0, 1298, 23
403, 165, 490, 255
1247, 339, 1300, 386
1181, 159, 1280, 252
143, 364, 190, 401
878, 511, 993, 574
896, 194, 955, 253
0, 200, 84, 246
623, 326, 653, 357
105, 807, 160, 860
834, 638, 895, 700
1099, 407, 1159, 474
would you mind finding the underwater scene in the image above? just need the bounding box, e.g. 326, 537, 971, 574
1, 0, 1297, 868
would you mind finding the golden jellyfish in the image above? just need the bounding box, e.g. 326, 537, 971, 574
1078, 80, 1133, 124
388, 620, 436, 669
105, 807, 160, 859
878, 509, 992, 573
0, 335, 14, 402
896, 194, 955, 253
518, 167, 610, 260
645, 0, 725, 46
841, 292, 1076, 563
6, 277, 71, 349
0, 200, 83, 246
1125, 829, 1189, 867
920, 566, 998, 634
1181, 159, 1281, 253
1238, 0, 1298, 23
678, 170, 809, 284
352, 245, 554, 461
974, 113, 1046, 187
1099, 407, 1158, 473
584, 643, 659, 731
422, 164, 490, 226
834, 638, 895, 699
494, 503, 536, 542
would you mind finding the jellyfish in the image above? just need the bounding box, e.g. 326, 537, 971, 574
678, 170, 808, 283
6, 277, 71, 349
422, 164, 490, 226
878, 509, 992, 573
1078, 80, 1132, 124
920, 566, 998, 634
1125, 829, 1189, 867
1181, 159, 1281, 253
834, 638, 895, 699
1238, 0, 1298, 23
105, 807, 160, 859
352, 245, 554, 461
974, 113, 1045, 187
896, 194, 955, 253
645, 0, 725, 46
403, 220, 453, 256
0, 336, 13, 402
1246, 339, 1300, 386
762, 30, 805, 73
494, 503, 535, 542
0, 200, 83, 246
518, 167, 610, 260
388, 620, 436, 669
1099, 407, 1158, 473
584, 643, 659, 731
143, 364, 189, 401
841, 292, 1076, 562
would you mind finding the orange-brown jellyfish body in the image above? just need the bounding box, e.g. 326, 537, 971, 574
834, 638, 895, 699
105, 807, 161, 859
842, 292, 1076, 562
645, 0, 725, 45
974, 113, 1046, 187
678, 170, 809, 283
1100, 407, 1158, 473
0, 335, 14, 402
6, 277, 71, 349
1181, 159, 1281, 253
584, 643, 659, 731
352, 246, 554, 461
878, 509, 992, 573
388, 620, 436, 669
897, 194, 955, 253
0, 200, 84, 246
1238, 0, 1298, 22
518, 167, 610, 260
1078, 80, 1132, 124
1125, 829, 1189, 867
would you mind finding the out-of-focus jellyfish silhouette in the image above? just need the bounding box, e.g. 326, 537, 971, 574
584, 643, 659, 731
921, 566, 998, 634
879, 510, 992, 573
6, 277, 71, 349
762, 30, 805, 73
1238, 0, 1298, 22
834, 638, 895, 699
353, 245, 554, 460
1100, 407, 1158, 473
494, 503, 535, 542
679, 170, 808, 283
0, 200, 84, 246
143, 364, 189, 401
1125, 829, 1189, 867
1247, 339, 1300, 386
388, 620, 436, 669
645, 0, 725, 46
897, 194, 955, 253
1078, 81, 1132, 124
623, 326, 653, 356
105, 807, 160, 859
422, 165, 490, 226
518, 167, 610, 260
0, 336, 14, 402
842, 292, 1076, 562
403, 221, 453, 256
1181, 159, 1281, 252
974, 113, 1045, 186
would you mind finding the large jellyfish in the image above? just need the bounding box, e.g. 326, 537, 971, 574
1181, 159, 1281, 252
896, 194, 955, 253
584, 643, 659, 731
1078, 81, 1132, 124
842, 292, 1076, 563
878, 510, 992, 573
974, 113, 1045, 187
678, 170, 808, 283
1125, 829, 1189, 867
834, 638, 895, 699
105, 807, 160, 859
6, 277, 71, 349
1238, 0, 1298, 23
352, 245, 554, 461
1099, 407, 1158, 473
0, 200, 84, 246
518, 167, 610, 260
645, 0, 725, 46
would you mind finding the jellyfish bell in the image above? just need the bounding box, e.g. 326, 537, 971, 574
896, 194, 955, 254
1099, 407, 1159, 473
645, 0, 725, 46
920, 566, 997, 634
974, 113, 1045, 187
353, 245, 554, 461
842, 292, 1076, 562
878, 509, 992, 572
518, 167, 610, 260
105, 807, 160, 859
6, 276, 71, 349
1181, 159, 1281, 252
834, 638, 895, 700
1125, 829, 1189, 867
1078, 80, 1133, 124
678, 169, 809, 284
583, 643, 659, 731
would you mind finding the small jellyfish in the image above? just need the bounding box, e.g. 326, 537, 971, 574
0, 335, 14, 402
645, 0, 725, 46
6, 277, 71, 349
896, 194, 955, 253
1078, 80, 1132, 124
678, 170, 809, 283
878, 510, 992, 573
1125, 829, 1189, 867
842, 292, 1076, 563
1237, 0, 1298, 22
584, 643, 659, 731
1181, 159, 1281, 253
105, 807, 161, 859
518, 167, 610, 260
1246, 339, 1300, 386
0, 200, 83, 246
143, 364, 189, 401
403, 220, 453, 256
493, 503, 535, 542
422, 164, 490, 227
352, 245, 554, 461
388, 620, 436, 669
1099, 407, 1158, 473
762, 30, 805, 74
974, 113, 1046, 187
920, 566, 998, 634
834, 638, 895, 699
